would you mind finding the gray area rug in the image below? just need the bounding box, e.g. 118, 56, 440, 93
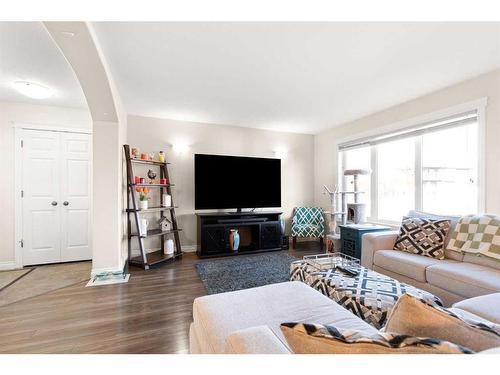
195, 252, 297, 294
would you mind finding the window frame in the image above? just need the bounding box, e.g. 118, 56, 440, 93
337, 98, 487, 225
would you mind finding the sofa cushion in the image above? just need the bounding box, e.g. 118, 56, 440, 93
384, 293, 500, 352
463, 253, 500, 271
426, 262, 500, 298
280, 322, 473, 354
452, 293, 500, 324
291, 224, 322, 237
394, 217, 450, 259
192, 281, 377, 354
373, 249, 455, 282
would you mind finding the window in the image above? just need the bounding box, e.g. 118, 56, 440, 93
421, 124, 478, 216
339, 110, 481, 223
377, 137, 415, 221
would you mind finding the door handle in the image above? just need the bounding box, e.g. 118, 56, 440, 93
51, 201, 58, 206
63, 201, 69, 206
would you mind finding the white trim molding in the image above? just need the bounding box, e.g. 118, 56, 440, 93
335, 97, 488, 147
181, 245, 197, 253
14, 127, 23, 269
476, 100, 487, 213
12, 121, 92, 134
14, 124, 93, 269
0, 261, 20, 271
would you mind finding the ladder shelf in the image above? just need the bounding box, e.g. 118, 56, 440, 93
130, 228, 182, 238
126, 206, 179, 213
124, 144, 182, 270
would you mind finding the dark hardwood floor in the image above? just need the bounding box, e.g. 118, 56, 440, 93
0, 241, 320, 354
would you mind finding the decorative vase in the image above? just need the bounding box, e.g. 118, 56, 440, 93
229, 229, 240, 252
139, 200, 148, 210
165, 239, 175, 255
159, 151, 165, 163
280, 219, 286, 235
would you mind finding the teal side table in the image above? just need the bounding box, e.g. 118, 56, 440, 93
339, 224, 392, 260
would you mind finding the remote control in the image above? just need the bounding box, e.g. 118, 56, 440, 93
336, 266, 359, 277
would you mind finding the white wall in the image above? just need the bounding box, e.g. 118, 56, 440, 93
45, 22, 129, 276
314, 69, 500, 214
4, 70, 498, 268
0, 101, 92, 267
127, 115, 315, 250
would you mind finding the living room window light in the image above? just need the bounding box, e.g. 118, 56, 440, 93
339, 108, 483, 224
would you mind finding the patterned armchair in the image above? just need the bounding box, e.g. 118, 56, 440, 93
291, 207, 325, 250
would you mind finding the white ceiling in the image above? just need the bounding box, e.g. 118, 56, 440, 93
2, 23, 499, 133
94, 22, 500, 134
0, 22, 87, 108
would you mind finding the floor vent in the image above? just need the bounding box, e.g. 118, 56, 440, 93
86, 271, 130, 287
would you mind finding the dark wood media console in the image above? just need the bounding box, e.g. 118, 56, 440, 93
196, 211, 283, 258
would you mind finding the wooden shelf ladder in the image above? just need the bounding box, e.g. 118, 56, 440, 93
124, 144, 182, 269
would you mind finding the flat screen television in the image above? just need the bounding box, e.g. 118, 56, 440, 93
194, 154, 281, 211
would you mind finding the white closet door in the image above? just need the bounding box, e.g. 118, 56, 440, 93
60, 132, 92, 262
22, 130, 62, 265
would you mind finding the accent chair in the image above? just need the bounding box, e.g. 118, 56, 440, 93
291, 206, 325, 250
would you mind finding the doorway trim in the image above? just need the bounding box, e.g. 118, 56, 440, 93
14, 122, 93, 269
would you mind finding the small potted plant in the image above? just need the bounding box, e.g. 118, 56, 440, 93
136, 187, 150, 210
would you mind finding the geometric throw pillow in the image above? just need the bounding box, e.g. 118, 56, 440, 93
384, 293, 500, 352
394, 217, 451, 260
280, 322, 473, 354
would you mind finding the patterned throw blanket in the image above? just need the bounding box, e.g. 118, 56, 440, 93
447, 214, 500, 260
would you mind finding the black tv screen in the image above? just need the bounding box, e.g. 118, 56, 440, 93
194, 154, 281, 210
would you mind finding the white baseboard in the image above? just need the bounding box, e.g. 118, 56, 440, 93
0, 261, 19, 271
182, 245, 196, 253
130, 244, 197, 257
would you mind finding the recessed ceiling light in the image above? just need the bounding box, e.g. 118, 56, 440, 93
14, 81, 53, 99
60, 31, 76, 38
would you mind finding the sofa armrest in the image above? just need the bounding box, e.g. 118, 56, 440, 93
224, 326, 291, 354
361, 231, 399, 269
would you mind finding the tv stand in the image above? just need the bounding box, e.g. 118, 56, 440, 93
196, 211, 283, 258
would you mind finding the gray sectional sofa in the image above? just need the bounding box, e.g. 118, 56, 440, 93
362, 211, 500, 306
189, 281, 376, 354
189, 281, 500, 353
189, 210, 500, 353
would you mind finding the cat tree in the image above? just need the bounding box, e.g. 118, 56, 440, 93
323, 168, 371, 252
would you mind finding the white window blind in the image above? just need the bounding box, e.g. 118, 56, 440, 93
339, 110, 478, 151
